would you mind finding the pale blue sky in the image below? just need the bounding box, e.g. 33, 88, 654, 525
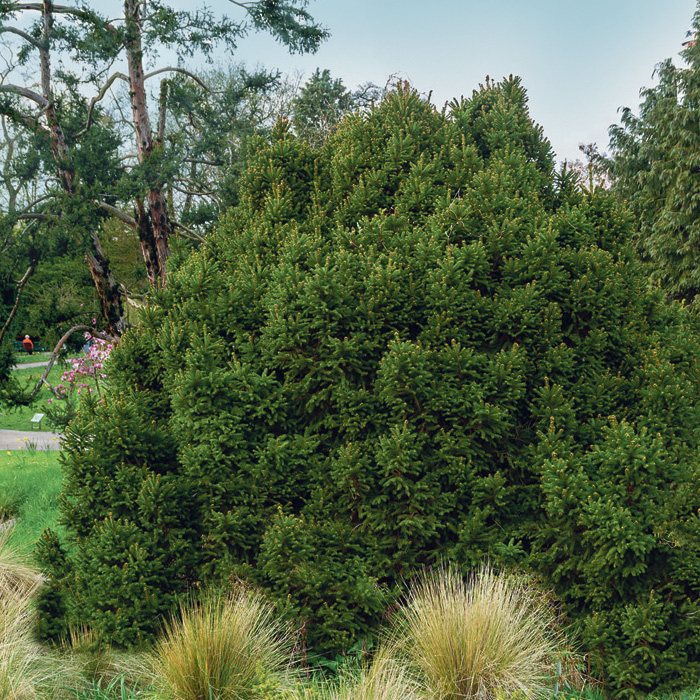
219, 0, 697, 163
85, 1, 698, 162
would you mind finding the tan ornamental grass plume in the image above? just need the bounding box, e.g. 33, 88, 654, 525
393, 565, 568, 700
0, 528, 40, 602
148, 589, 297, 700
0, 527, 47, 700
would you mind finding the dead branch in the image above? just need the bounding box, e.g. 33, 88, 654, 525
0, 27, 44, 50
0, 84, 50, 110
173, 220, 206, 243
76, 72, 129, 136
97, 201, 138, 228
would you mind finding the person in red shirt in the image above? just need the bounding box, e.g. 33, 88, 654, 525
22, 335, 34, 354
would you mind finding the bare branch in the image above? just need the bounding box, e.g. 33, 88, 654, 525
0, 27, 44, 50
0, 105, 47, 134
0, 117, 19, 212
18, 193, 54, 215
27, 325, 119, 401
0, 84, 50, 109
173, 220, 205, 243
17, 212, 61, 221
110, 95, 137, 137
2, 219, 37, 254
14, 3, 108, 21
126, 296, 145, 309
182, 157, 221, 166
172, 182, 219, 200
157, 78, 167, 144
97, 201, 137, 228
76, 72, 128, 136
0, 264, 35, 349
144, 67, 211, 92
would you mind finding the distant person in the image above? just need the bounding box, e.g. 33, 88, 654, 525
22, 335, 34, 355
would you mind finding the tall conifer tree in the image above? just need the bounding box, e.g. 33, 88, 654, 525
610, 3, 700, 301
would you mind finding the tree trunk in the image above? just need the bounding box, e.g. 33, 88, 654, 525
135, 199, 159, 286
40, 0, 126, 336
125, 0, 172, 288
86, 233, 127, 336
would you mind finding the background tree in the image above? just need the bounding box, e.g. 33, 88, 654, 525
159, 66, 378, 234
565, 143, 611, 191
0, 110, 61, 372
0, 62, 376, 354
609, 3, 700, 301
0, 0, 328, 334
291, 68, 378, 148
156, 65, 287, 234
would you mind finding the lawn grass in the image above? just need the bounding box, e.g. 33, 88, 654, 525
14, 351, 54, 363
1, 356, 76, 431
0, 449, 63, 557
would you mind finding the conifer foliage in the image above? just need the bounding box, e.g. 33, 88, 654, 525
40, 78, 700, 695
610, 5, 700, 300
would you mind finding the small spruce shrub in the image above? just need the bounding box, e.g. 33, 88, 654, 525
39, 78, 700, 695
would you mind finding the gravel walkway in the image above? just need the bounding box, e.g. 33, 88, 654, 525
12, 360, 51, 370
0, 429, 61, 451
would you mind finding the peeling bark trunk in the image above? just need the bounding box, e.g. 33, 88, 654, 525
135, 199, 159, 286
40, 0, 126, 335
85, 232, 126, 336
125, 0, 172, 288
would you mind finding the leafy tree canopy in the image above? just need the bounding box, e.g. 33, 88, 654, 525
0, 0, 328, 332
291, 68, 379, 148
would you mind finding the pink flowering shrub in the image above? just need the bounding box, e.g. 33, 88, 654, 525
46, 333, 113, 429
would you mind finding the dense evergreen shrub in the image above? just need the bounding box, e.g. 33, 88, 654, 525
39, 79, 700, 696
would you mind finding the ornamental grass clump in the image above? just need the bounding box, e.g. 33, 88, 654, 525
0, 528, 39, 601
394, 566, 567, 700
58, 625, 146, 691
0, 528, 47, 700
148, 590, 296, 700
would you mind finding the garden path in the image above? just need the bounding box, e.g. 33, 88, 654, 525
12, 360, 51, 370
0, 429, 61, 450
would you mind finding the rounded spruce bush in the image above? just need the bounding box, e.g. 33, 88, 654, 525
38, 79, 700, 696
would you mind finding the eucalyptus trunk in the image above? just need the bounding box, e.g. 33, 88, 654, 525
40, 0, 126, 335
125, 0, 172, 288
